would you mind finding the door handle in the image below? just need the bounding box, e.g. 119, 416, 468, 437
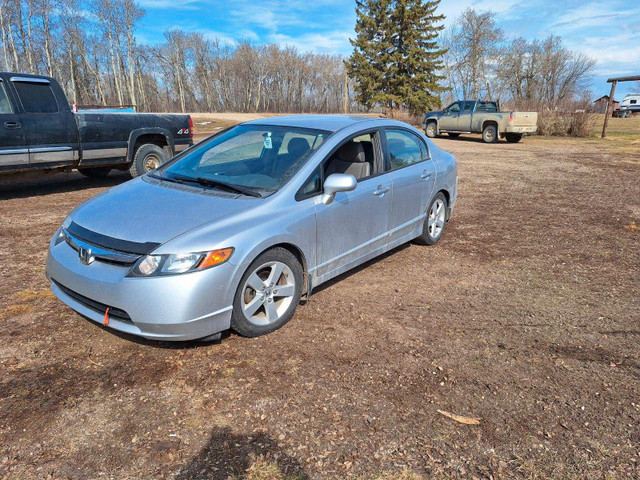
4, 121, 21, 129
373, 186, 390, 196
420, 171, 432, 179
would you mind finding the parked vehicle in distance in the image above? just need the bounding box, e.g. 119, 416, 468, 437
423, 100, 538, 143
619, 93, 640, 114
0, 72, 193, 178
46, 115, 458, 341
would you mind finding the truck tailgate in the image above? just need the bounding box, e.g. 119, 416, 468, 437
508, 112, 538, 133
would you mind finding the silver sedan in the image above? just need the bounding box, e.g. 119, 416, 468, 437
46, 115, 458, 340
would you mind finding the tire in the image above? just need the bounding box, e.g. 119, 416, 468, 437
231, 247, 303, 337
78, 167, 111, 179
482, 124, 498, 143
447, 133, 460, 138
129, 143, 168, 177
415, 192, 448, 246
505, 133, 523, 143
425, 122, 438, 138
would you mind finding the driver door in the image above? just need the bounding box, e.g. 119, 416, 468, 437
311, 130, 392, 280
438, 102, 460, 131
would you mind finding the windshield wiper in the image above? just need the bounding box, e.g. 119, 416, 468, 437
170, 174, 263, 198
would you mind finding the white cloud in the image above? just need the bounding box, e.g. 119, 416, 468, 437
267, 31, 352, 55
138, 0, 200, 9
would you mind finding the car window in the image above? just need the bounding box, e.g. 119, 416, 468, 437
447, 102, 461, 114
385, 129, 428, 170
631, 100, 637, 105
13, 81, 59, 113
462, 102, 473, 113
160, 125, 327, 193
0, 83, 12, 114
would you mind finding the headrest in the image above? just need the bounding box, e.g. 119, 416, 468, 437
338, 141, 366, 163
288, 137, 311, 158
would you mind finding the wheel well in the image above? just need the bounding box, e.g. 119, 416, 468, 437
134, 134, 168, 151
265, 243, 309, 298
436, 189, 451, 220
482, 120, 498, 131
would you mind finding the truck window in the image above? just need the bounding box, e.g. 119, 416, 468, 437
446, 102, 461, 114
631, 100, 637, 105
0, 83, 12, 114
462, 102, 473, 113
13, 81, 59, 113
476, 102, 498, 112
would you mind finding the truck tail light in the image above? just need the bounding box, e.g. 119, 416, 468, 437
188, 117, 194, 138
509, 112, 514, 123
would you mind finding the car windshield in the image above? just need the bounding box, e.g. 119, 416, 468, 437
156, 124, 328, 196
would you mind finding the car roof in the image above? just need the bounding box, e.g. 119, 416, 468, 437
243, 114, 385, 133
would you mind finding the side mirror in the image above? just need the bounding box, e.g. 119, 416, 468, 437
322, 173, 357, 205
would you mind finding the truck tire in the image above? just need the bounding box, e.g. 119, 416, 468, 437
78, 167, 111, 179
505, 133, 523, 143
425, 122, 438, 138
482, 124, 498, 143
129, 144, 168, 177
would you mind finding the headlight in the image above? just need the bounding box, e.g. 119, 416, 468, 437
128, 248, 233, 277
53, 227, 67, 246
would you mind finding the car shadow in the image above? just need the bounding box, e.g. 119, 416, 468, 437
434, 134, 501, 144
174, 426, 307, 480
309, 243, 410, 296
0, 170, 131, 200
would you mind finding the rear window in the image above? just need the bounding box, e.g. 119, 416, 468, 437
476, 102, 498, 112
0, 83, 12, 114
13, 81, 59, 113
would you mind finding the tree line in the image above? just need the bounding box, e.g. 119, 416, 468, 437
0, 0, 351, 113
0, 0, 595, 116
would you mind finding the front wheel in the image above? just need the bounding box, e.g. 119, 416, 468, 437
231, 248, 303, 337
129, 143, 168, 177
505, 133, 523, 143
482, 124, 498, 143
415, 192, 448, 245
425, 122, 438, 138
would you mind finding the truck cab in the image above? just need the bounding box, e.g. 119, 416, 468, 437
0, 73, 79, 171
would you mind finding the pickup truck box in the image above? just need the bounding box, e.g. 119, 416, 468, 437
423, 100, 538, 143
0, 72, 193, 178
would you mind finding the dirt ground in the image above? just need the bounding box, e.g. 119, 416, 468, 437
0, 125, 638, 479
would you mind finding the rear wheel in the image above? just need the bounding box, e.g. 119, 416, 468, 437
505, 133, 523, 143
415, 192, 448, 245
447, 133, 460, 138
425, 122, 438, 138
482, 124, 498, 143
231, 248, 303, 337
129, 143, 168, 177
78, 167, 111, 179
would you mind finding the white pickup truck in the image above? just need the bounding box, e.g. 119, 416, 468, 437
423, 100, 538, 143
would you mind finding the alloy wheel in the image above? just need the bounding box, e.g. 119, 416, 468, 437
428, 198, 446, 239
241, 261, 296, 326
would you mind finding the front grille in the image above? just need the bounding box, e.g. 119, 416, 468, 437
52, 279, 133, 324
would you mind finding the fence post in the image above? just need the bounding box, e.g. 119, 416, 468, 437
601, 80, 617, 138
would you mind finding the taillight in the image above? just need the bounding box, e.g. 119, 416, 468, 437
509, 112, 514, 123
188, 117, 194, 138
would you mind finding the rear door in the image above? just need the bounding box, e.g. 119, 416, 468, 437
10, 76, 79, 166
384, 128, 435, 244
0, 79, 28, 168
456, 101, 474, 131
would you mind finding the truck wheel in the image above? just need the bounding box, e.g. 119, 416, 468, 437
425, 122, 438, 138
78, 167, 111, 179
447, 133, 460, 138
129, 144, 168, 177
505, 133, 523, 143
482, 124, 498, 143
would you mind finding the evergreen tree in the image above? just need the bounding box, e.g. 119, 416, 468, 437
347, 0, 447, 114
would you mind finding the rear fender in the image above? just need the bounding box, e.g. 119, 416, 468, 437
127, 128, 173, 162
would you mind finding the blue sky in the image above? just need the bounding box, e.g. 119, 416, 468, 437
137, 0, 640, 99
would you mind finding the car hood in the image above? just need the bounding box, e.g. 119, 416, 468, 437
68, 177, 255, 250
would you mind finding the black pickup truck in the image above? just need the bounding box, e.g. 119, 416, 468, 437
0, 72, 193, 178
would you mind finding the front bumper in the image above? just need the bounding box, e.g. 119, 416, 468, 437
46, 238, 235, 341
